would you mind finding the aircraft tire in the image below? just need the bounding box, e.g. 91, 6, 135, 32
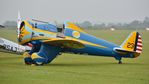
24, 57, 33, 65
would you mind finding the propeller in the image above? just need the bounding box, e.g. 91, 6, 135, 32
17, 11, 21, 38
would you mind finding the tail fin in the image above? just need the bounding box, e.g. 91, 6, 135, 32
114, 31, 143, 58
120, 31, 142, 53
17, 11, 21, 38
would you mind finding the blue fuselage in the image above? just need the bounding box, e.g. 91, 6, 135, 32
34, 23, 119, 57
64, 28, 119, 57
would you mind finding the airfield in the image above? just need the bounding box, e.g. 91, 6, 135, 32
0, 28, 149, 84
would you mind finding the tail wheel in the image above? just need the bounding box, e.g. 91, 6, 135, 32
118, 60, 122, 64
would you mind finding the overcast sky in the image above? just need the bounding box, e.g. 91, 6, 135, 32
0, 0, 149, 24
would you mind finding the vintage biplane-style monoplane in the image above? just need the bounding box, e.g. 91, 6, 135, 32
17, 13, 142, 65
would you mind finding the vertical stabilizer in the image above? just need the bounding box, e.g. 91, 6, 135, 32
120, 31, 143, 53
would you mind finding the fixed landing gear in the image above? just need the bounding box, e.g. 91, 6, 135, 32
24, 57, 33, 65
24, 59, 44, 66
118, 60, 122, 64
33, 62, 44, 66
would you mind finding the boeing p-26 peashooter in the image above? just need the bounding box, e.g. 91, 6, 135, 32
17, 13, 143, 65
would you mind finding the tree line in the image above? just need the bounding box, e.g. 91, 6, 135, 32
2, 17, 149, 29
77, 17, 149, 29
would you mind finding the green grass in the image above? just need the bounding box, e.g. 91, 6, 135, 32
0, 28, 149, 84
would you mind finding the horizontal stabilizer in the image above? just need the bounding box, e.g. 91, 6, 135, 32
114, 47, 136, 53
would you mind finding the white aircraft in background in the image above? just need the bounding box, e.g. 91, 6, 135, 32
0, 37, 31, 53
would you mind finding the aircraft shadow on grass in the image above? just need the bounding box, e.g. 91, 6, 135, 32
45, 62, 143, 67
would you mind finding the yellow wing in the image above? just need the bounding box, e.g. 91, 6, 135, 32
42, 38, 85, 49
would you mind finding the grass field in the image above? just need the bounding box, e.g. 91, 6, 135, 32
0, 28, 149, 84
